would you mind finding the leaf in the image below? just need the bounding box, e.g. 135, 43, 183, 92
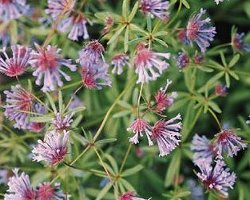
122, 164, 144, 177
129, 24, 147, 35
124, 26, 129, 53
119, 178, 135, 191
208, 101, 222, 113
96, 181, 113, 200
45, 92, 57, 113
229, 54, 240, 67
181, 0, 190, 9
122, 0, 129, 19
128, 2, 138, 22
107, 25, 126, 45
30, 114, 54, 123
95, 138, 117, 145
58, 90, 63, 113
113, 110, 131, 118
220, 51, 227, 66
225, 73, 230, 87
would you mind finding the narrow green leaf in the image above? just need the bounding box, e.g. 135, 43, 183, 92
220, 51, 227, 66
122, 164, 144, 177
107, 25, 125, 45
229, 54, 240, 67
124, 27, 129, 53
181, 0, 190, 9
45, 92, 57, 113
30, 115, 54, 123
122, 0, 129, 19
96, 181, 113, 200
128, 2, 138, 21
58, 90, 63, 113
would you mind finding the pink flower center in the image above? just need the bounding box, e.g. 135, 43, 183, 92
151, 121, 165, 140
38, 49, 59, 71
81, 68, 97, 89
87, 41, 104, 55
120, 192, 134, 200
134, 48, 152, 66
155, 91, 171, 112
0, 0, 11, 4
233, 37, 242, 50
37, 184, 55, 200
19, 90, 33, 112
6, 61, 25, 77
130, 119, 148, 133
203, 176, 215, 189
140, 1, 151, 13
187, 21, 199, 41
51, 147, 67, 165
217, 130, 232, 143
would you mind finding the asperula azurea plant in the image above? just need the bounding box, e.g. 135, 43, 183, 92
0, 0, 249, 199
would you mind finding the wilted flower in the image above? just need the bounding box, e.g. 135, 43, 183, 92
215, 129, 247, 158
186, 9, 216, 52
52, 112, 73, 132
151, 114, 182, 156
32, 130, 69, 165
193, 54, 204, 64
176, 52, 189, 69
30, 44, 77, 92
4, 85, 33, 129
196, 159, 236, 197
59, 12, 89, 41
134, 43, 170, 84
191, 134, 217, 165
111, 53, 129, 75
154, 79, 177, 113
127, 118, 152, 145
29, 103, 47, 133
4, 169, 36, 200
119, 191, 150, 200
45, 0, 75, 20
231, 32, 250, 52
0, 0, 29, 21
139, 0, 170, 21
215, 84, 228, 96
36, 182, 66, 200
0, 45, 31, 77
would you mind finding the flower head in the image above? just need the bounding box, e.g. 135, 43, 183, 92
127, 118, 152, 145
0, 0, 29, 21
32, 130, 69, 165
4, 169, 36, 200
111, 53, 129, 75
30, 44, 76, 92
191, 134, 217, 165
139, 0, 170, 21
154, 79, 177, 113
176, 52, 189, 69
197, 159, 236, 197
134, 43, 170, 84
232, 32, 250, 52
52, 113, 73, 133
215, 84, 228, 96
36, 182, 66, 200
59, 12, 89, 41
0, 45, 31, 77
186, 9, 216, 52
151, 114, 182, 156
4, 85, 33, 129
215, 129, 247, 158
45, 0, 75, 20
119, 191, 150, 200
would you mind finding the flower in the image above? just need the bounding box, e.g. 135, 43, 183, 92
139, 0, 170, 21
154, 79, 177, 113
215, 0, 224, 4
4, 169, 36, 200
196, 159, 236, 197
186, 9, 216, 52
111, 53, 129, 75
102, 16, 113, 35
215, 84, 228, 96
45, 0, 75, 20
134, 43, 170, 84
58, 12, 89, 41
119, 191, 150, 200
231, 32, 250, 52
191, 134, 217, 165
176, 52, 189, 69
177, 29, 188, 44
36, 182, 66, 200
127, 118, 152, 145
30, 44, 77, 92
32, 130, 69, 165
29, 104, 47, 133
193, 54, 204, 64
52, 113, 73, 132
151, 114, 182, 156
0, 0, 29, 21
0, 45, 31, 77
215, 129, 247, 158
4, 85, 33, 129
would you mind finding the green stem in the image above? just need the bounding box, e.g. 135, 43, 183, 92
119, 143, 132, 173
166, 0, 182, 28
137, 83, 144, 118
209, 109, 222, 130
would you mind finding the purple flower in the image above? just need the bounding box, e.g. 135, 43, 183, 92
134, 43, 170, 84
197, 159, 236, 197
4, 85, 33, 129
0, 45, 31, 77
127, 118, 152, 145
119, 191, 150, 200
4, 169, 36, 200
58, 12, 89, 41
111, 53, 129, 75
52, 113, 73, 132
193, 54, 204, 64
215, 129, 247, 158
176, 52, 189, 69
36, 182, 66, 200
215, 84, 228, 96
232, 32, 250, 52
151, 114, 182, 156
0, 0, 29, 21
191, 134, 217, 165
30, 44, 77, 92
154, 79, 177, 113
139, 0, 170, 21
32, 130, 69, 165
45, 0, 75, 20
186, 9, 216, 52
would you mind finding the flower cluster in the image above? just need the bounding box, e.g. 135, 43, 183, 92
4, 169, 67, 200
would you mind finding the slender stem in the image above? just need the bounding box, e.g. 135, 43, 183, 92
166, 0, 182, 28
209, 109, 222, 130
137, 83, 143, 118
119, 143, 132, 173
63, 85, 83, 112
